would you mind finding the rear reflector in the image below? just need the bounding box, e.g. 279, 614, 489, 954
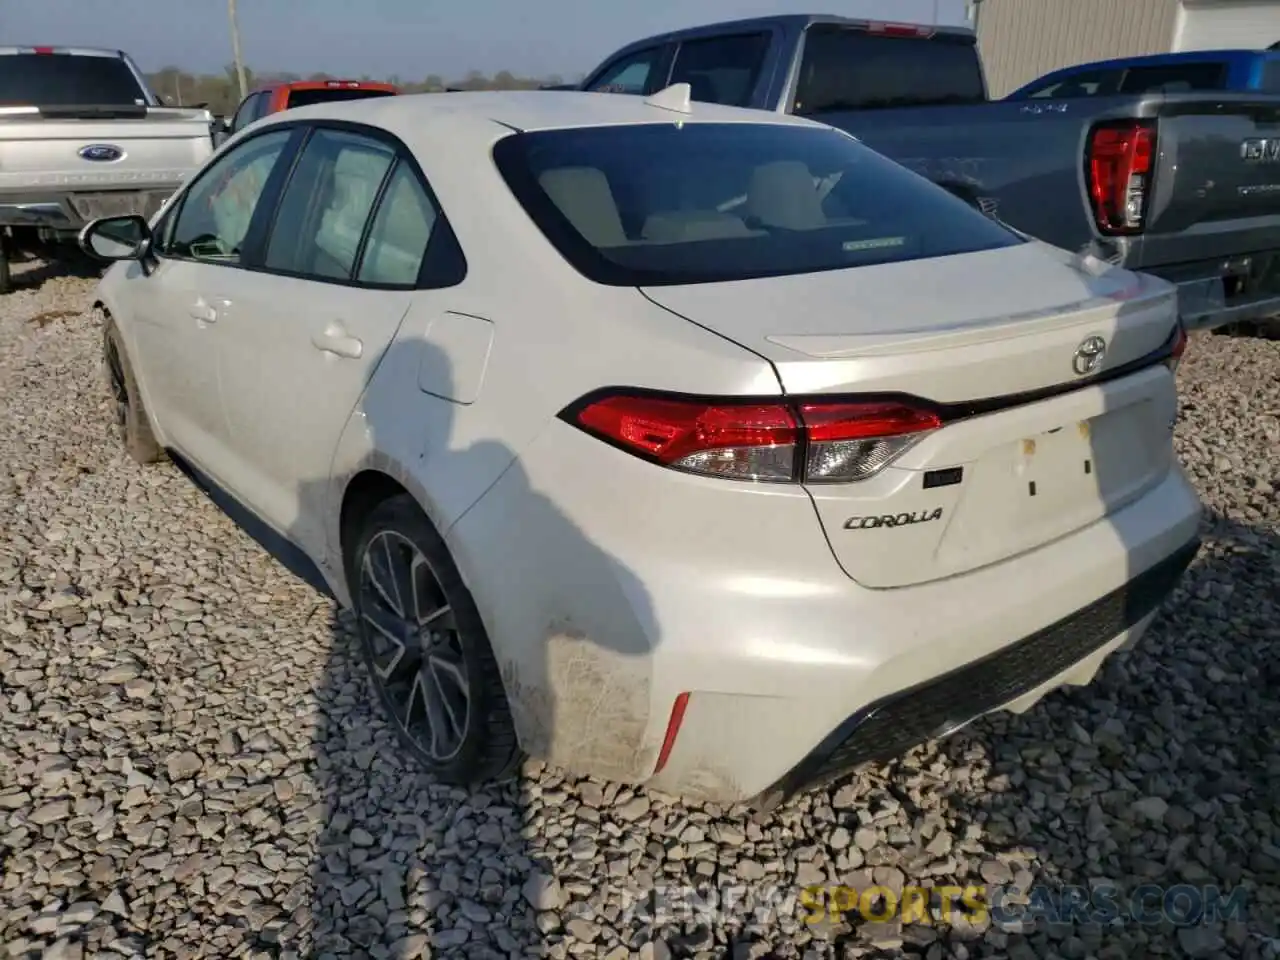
1086, 120, 1156, 235
653, 692, 690, 775
566, 391, 941, 484
31, 46, 56, 55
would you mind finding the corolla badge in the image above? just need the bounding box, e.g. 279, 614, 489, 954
1072, 335, 1107, 376
78, 144, 124, 162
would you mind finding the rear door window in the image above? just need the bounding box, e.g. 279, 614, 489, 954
1117, 62, 1227, 93
586, 45, 672, 95
793, 26, 986, 113
668, 33, 770, 107
264, 128, 396, 280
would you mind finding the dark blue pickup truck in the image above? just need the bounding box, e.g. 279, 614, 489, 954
1006, 48, 1280, 100
575, 14, 1280, 333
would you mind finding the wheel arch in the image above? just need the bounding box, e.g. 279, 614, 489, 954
334, 463, 464, 598
338, 469, 411, 582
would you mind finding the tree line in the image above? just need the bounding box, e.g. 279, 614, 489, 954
144, 65, 580, 117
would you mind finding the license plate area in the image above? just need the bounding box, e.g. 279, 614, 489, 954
1014, 419, 1099, 517
934, 401, 1166, 574
1013, 407, 1157, 521
69, 190, 169, 222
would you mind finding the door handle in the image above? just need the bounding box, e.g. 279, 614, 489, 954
311, 322, 363, 359
189, 299, 218, 323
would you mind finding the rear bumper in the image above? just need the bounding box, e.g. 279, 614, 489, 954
1147, 255, 1280, 331
0, 187, 181, 233
455, 409, 1204, 804
755, 535, 1201, 808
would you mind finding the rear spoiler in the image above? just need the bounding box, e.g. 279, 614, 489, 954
0, 104, 212, 121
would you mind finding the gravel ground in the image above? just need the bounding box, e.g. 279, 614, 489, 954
0, 258, 1278, 960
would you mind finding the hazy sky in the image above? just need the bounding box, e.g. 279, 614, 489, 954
8, 0, 971, 80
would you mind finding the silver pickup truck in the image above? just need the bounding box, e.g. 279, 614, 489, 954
578, 15, 1280, 334
0, 46, 214, 292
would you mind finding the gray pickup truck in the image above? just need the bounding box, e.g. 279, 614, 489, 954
0, 46, 214, 292
577, 14, 1280, 333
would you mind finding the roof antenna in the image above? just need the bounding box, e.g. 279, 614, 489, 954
644, 82, 693, 114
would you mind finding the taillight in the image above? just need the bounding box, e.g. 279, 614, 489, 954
865, 21, 935, 38
800, 401, 942, 483
1086, 120, 1156, 235
1165, 322, 1188, 374
565, 392, 941, 484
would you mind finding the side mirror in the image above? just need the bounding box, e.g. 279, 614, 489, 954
79, 214, 152, 262
212, 128, 229, 148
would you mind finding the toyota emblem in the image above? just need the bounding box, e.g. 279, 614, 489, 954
1072, 335, 1107, 376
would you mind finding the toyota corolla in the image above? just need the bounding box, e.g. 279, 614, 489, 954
80, 85, 1202, 807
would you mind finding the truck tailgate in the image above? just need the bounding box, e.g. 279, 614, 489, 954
0, 111, 212, 200
1138, 94, 1280, 268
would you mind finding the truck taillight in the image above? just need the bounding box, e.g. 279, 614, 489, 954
865, 21, 935, 38
563, 391, 941, 484
1086, 120, 1156, 236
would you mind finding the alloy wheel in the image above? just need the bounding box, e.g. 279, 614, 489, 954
357, 529, 471, 762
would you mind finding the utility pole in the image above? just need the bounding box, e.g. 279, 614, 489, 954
228, 0, 248, 99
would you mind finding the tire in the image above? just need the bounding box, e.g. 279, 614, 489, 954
347, 493, 522, 785
0, 239, 11, 295
102, 315, 164, 464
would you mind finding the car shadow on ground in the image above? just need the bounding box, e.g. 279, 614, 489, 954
879, 508, 1278, 959
8, 245, 104, 291
293, 336, 661, 959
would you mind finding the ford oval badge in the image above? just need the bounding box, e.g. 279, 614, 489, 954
79, 144, 124, 162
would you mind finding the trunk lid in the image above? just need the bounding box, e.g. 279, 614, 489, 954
641, 241, 1182, 588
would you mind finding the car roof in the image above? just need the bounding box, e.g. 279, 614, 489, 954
264, 87, 826, 136
613, 12, 975, 47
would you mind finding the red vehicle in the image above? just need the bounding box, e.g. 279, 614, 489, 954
224, 79, 398, 138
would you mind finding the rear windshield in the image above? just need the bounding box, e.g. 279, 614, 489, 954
1116, 62, 1227, 93
285, 87, 396, 109
1024, 61, 1229, 98
794, 27, 986, 113
0, 53, 149, 107
1264, 58, 1280, 92
492, 122, 1023, 287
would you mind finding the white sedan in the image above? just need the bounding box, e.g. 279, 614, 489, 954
81, 85, 1203, 808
